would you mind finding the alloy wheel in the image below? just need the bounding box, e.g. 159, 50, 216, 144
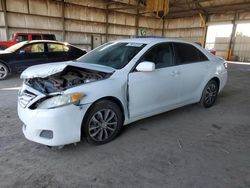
0, 64, 8, 79
88, 109, 118, 142
204, 82, 217, 106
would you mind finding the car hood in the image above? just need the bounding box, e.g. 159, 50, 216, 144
21, 61, 115, 79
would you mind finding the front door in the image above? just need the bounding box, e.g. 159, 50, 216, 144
128, 43, 182, 119
10, 43, 47, 72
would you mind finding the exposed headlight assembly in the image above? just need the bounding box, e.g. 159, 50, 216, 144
37, 92, 85, 109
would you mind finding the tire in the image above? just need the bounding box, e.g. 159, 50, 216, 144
0, 63, 8, 80
200, 79, 219, 108
82, 100, 123, 145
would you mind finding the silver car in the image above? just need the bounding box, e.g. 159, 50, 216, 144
18, 38, 228, 146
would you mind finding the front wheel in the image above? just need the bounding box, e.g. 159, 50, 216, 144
200, 79, 219, 108
82, 100, 123, 145
0, 63, 8, 80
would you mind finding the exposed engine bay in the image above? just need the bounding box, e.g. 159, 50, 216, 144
25, 66, 111, 94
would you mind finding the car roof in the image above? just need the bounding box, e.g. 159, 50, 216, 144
25, 40, 65, 44
114, 37, 193, 45
16, 40, 85, 51
14, 33, 54, 35
113, 37, 220, 62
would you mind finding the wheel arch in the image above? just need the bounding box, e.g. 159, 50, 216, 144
0, 60, 11, 73
212, 76, 220, 89
81, 96, 125, 138
200, 76, 220, 101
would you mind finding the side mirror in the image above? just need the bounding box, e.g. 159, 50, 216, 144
136, 61, 155, 72
19, 50, 25, 54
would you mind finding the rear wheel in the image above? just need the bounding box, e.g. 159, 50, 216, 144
83, 100, 123, 145
200, 79, 219, 108
0, 63, 8, 80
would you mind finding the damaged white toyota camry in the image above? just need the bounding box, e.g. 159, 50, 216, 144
18, 38, 227, 146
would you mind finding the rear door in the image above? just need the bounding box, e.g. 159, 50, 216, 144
128, 43, 182, 119
172, 42, 211, 102
10, 43, 47, 72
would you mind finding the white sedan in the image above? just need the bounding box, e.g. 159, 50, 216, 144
18, 38, 227, 146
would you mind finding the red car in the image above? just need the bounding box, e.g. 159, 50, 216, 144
0, 33, 56, 50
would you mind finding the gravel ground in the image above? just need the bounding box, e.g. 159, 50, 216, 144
0, 63, 249, 188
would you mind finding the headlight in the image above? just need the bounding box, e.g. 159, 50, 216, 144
37, 92, 85, 109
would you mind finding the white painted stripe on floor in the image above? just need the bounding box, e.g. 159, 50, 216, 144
0, 87, 20, 91
227, 61, 250, 65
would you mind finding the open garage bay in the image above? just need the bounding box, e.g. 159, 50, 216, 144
0, 63, 250, 187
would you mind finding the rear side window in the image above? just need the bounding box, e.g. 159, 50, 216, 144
47, 43, 69, 52
173, 43, 208, 64
21, 43, 45, 53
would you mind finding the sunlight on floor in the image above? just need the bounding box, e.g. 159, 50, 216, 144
0, 87, 20, 91
227, 61, 250, 66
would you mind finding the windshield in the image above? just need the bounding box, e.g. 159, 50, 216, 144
4, 41, 28, 53
77, 42, 146, 69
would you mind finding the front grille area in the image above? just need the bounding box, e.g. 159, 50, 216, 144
18, 89, 37, 108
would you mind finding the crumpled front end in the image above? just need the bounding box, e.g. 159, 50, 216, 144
18, 63, 113, 146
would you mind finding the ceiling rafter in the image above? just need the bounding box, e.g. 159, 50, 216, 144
60, 0, 250, 19
192, 0, 208, 17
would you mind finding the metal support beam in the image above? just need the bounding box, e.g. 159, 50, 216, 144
202, 25, 208, 48
105, 3, 109, 42
61, 0, 65, 41
162, 18, 165, 37
1, 0, 8, 40
135, 0, 140, 36
192, 0, 208, 17
227, 12, 238, 60
199, 13, 208, 48
27, 0, 30, 14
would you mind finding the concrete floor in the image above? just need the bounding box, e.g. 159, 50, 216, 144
0, 63, 250, 188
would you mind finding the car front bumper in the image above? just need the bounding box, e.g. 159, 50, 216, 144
18, 103, 91, 146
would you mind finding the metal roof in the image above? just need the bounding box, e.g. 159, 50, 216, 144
165, 0, 250, 18
108, 0, 250, 19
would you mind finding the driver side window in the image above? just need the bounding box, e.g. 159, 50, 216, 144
141, 43, 174, 69
20, 43, 45, 54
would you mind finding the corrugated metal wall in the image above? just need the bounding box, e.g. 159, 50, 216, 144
234, 36, 250, 62
164, 16, 203, 42
0, 0, 205, 51
0, 0, 248, 58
